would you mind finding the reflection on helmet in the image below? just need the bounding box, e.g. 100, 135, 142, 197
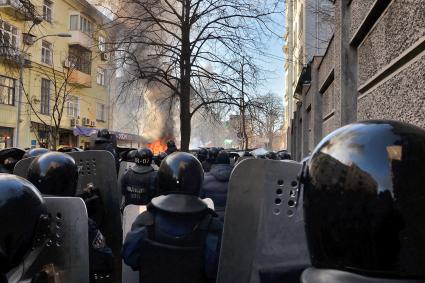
302, 120, 425, 277
0, 174, 47, 273
27, 152, 79, 197
23, 148, 49, 159
135, 148, 153, 166
158, 152, 204, 196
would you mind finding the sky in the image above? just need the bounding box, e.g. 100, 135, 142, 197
258, 12, 287, 99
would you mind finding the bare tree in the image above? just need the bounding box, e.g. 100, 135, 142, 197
250, 92, 284, 150
100, 0, 282, 151
22, 53, 79, 150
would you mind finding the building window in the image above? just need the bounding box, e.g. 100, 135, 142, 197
67, 95, 79, 117
99, 36, 106, 52
80, 16, 93, 34
0, 75, 15, 106
68, 45, 92, 74
41, 40, 52, 65
70, 15, 79, 30
0, 20, 18, 50
40, 78, 51, 115
43, 0, 53, 23
96, 68, 105, 85
96, 103, 106, 121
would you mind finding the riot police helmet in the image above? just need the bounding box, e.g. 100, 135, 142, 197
216, 150, 230, 165
197, 148, 208, 162
96, 128, 111, 142
23, 148, 49, 159
158, 152, 204, 196
302, 120, 425, 278
0, 174, 47, 273
266, 151, 278, 160
27, 152, 79, 197
127, 149, 137, 162
134, 148, 153, 167
208, 147, 220, 163
278, 151, 291, 160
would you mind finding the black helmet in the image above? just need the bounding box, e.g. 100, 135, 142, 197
134, 148, 153, 167
278, 151, 291, 160
127, 149, 137, 162
216, 150, 230, 165
197, 148, 208, 162
266, 152, 278, 160
27, 152, 79, 197
96, 128, 111, 142
302, 120, 425, 278
208, 147, 220, 163
23, 148, 49, 159
158, 152, 204, 196
167, 140, 175, 148
0, 174, 47, 273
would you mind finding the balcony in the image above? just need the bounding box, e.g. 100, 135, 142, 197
0, 45, 31, 67
68, 69, 92, 88
0, 0, 39, 21
68, 30, 93, 50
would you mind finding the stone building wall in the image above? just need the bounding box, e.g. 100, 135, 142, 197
289, 0, 425, 161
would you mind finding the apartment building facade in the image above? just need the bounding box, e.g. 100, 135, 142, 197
283, 0, 334, 150
288, 0, 425, 161
0, 0, 111, 149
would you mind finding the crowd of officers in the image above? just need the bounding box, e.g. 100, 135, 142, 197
1, 119, 425, 283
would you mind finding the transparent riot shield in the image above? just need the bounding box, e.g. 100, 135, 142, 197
9, 197, 89, 283
118, 161, 135, 180
122, 205, 147, 283
14, 151, 123, 282
217, 159, 310, 283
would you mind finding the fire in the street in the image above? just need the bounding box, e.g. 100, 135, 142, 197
147, 138, 171, 155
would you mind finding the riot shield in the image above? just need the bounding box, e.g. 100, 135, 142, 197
10, 197, 89, 283
14, 151, 123, 281
13, 156, 34, 178
122, 205, 147, 283
217, 159, 310, 283
118, 161, 135, 181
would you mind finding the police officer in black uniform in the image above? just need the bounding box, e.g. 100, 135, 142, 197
92, 129, 119, 172
277, 150, 291, 160
197, 148, 209, 171
165, 140, 178, 155
203, 147, 219, 173
27, 152, 114, 282
0, 174, 48, 283
122, 152, 223, 283
300, 120, 425, 283
120, 148, 158, 208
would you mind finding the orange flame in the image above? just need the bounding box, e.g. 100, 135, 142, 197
147, 138, 169, 155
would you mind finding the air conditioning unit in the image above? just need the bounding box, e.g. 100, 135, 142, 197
82, 117, 91, 126
101, 52, 109, 61
63, 60, 71, 68
70, 118, 76, 127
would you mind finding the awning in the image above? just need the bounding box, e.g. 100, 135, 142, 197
73, 126, 140, 142
73, 125, 98, 137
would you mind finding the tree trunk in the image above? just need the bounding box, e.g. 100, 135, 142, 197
179, 1, 192, 152
180, 92, 191, 151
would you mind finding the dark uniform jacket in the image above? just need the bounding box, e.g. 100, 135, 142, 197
120, 166, 158, 206
200, 164, 233, 219
122, 201, 222, 283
